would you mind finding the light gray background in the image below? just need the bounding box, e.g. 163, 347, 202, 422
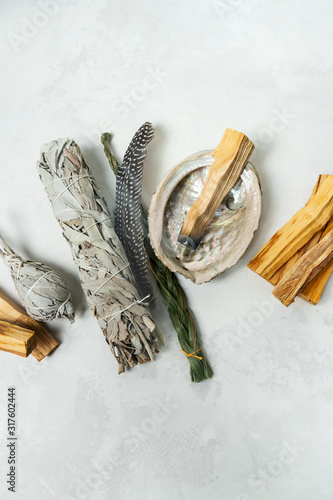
1, 1, 333, 499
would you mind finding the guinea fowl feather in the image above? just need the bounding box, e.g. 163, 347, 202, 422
114, 122, 155, 306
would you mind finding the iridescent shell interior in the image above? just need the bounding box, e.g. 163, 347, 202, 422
148, 150, 262, 284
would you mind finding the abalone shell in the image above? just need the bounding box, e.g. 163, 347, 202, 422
148, 150, 262, 284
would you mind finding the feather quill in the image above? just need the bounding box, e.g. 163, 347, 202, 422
115, 122, 155, 306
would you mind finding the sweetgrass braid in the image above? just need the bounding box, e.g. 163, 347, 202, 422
144, 238, 213, 382
101, 133, 213, 382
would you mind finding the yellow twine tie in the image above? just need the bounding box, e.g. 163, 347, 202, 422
181, 348, 202, 360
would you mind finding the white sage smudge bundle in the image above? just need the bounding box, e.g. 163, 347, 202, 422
115, 122, 155, 307
0, 235, 75, 323
37, 138, 159, 374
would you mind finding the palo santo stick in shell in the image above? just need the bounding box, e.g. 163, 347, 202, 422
179, 129, 254, 249
0, 291, 58, 361
0, 320, 37, 357
248, 175, 333, 280
272, 228, 333, 306
37, 138, 159, 374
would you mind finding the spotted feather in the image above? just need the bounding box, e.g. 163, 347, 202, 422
114, 122, 155, 306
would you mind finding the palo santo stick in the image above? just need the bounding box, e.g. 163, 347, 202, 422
0, 292, 58, 361
0, 320, 37, 357
298, 175, 333, 304
249, 175, 333, 304
269, 175, 329, 286
272, 228, 333, 306
299, 215, 333, 303
262, 175, 333, 304
248, 175, 333, 280
179, 129, 254, 249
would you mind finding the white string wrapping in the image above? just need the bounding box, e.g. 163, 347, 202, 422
37, 138, 159, 374
102, 295, 150, 321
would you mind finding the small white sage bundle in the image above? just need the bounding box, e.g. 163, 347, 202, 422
0, 235, 75, 323
37, 138, 159, 374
